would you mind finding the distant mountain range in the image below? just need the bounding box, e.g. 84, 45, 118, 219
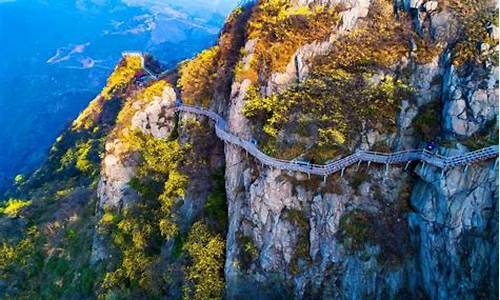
0, 0, 239, 192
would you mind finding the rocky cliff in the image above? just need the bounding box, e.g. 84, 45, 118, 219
0, 0, 498, 299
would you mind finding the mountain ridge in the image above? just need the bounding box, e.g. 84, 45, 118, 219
0, 0, 498, 298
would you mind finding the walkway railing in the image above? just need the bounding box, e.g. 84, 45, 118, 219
176, 104, 499, 180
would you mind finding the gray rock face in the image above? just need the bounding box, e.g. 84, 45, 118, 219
91, 84, 177, 263
443, 64, 499, 137
409, 159, 498, 299
222, 0, 498, 298
131, 87, 177, 138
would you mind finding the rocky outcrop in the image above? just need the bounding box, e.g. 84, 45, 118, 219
131, 87, 177, 138
443, 64, 499, 137
97, 85, 177, 211
91, 84, 177, 262
266, 0, 371, 94
223, 0, 498, 299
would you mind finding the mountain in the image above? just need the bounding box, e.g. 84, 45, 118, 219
0, 0, 498, 299
0, 0, 238, 192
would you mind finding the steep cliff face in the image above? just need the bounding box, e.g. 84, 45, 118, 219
1, 0, 498, 299
219, 0, 499, 299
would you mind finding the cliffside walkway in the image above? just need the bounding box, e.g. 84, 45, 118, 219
122, 51, 169, 80
176, 104, 499, 180
122, 52, 499, 180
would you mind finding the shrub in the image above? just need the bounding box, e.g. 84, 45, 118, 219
447, 0, 498, 65
411, 100, 442, 141
338, 208, 411, 266
74, 55, 142, 130
246, 0, 342, 74
243, 71, 412, 161
204, 170, 228, 232
284, 208, 311, 274
0, 198, 32, 218
462, 119, 499, 150
237, 233, 258, 270
177, 47, 220, 107
0, 226, 43, 296
59, 139, 100, 177
183, 221, 225, 300
338, 210, 372, 251
14, 174, 25, 186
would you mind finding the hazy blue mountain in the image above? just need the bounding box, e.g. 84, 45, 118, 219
0, 0, 239, 191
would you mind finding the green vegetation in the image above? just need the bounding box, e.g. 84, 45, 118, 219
338, 210, 373, 251
349, 171, 370, 193
204, 169, 228, 232
411, 101, 442, 141
284, 208, 311, 274
0, 227, 44, 298
59, 139, 100, 176
115, 79, 169, 130
183, 221, 225, 300
0, 198, 32, 218
102, 55, 143, 99
0, 192, 99, 299
242, 0, 414, 161
111, 79, 171, 152
245, 0, 342, 76
338, 208, 411, 266
236, 233, 258, 270
102, 133, 188, 296
462, 120, 499, 150
74, 55, 143, 130
14, 174, 25, 186
178, 47, 220, 107
243, 72, 412, 161
177, 4, 250, 108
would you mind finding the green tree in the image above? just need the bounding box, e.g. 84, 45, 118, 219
183, 221, 225, 300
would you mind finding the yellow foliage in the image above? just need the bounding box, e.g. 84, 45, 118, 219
101, 55, 143, 99
183, 222, 225, 300
447, 0, 498, 65
318, 128, 346, 147
73, 55, 143, 130
0, 227, 39, 279
59, 139, 97, 175
114, 79, 169, 142
0, 199, 32, 218
177, 47, 220, 107
234, 60, 259, 83
55, 188, 73, 198
101, 212, 116, 224
246, 0, 342, 74
138, 80, 168, 103
102, 133, 190, 295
